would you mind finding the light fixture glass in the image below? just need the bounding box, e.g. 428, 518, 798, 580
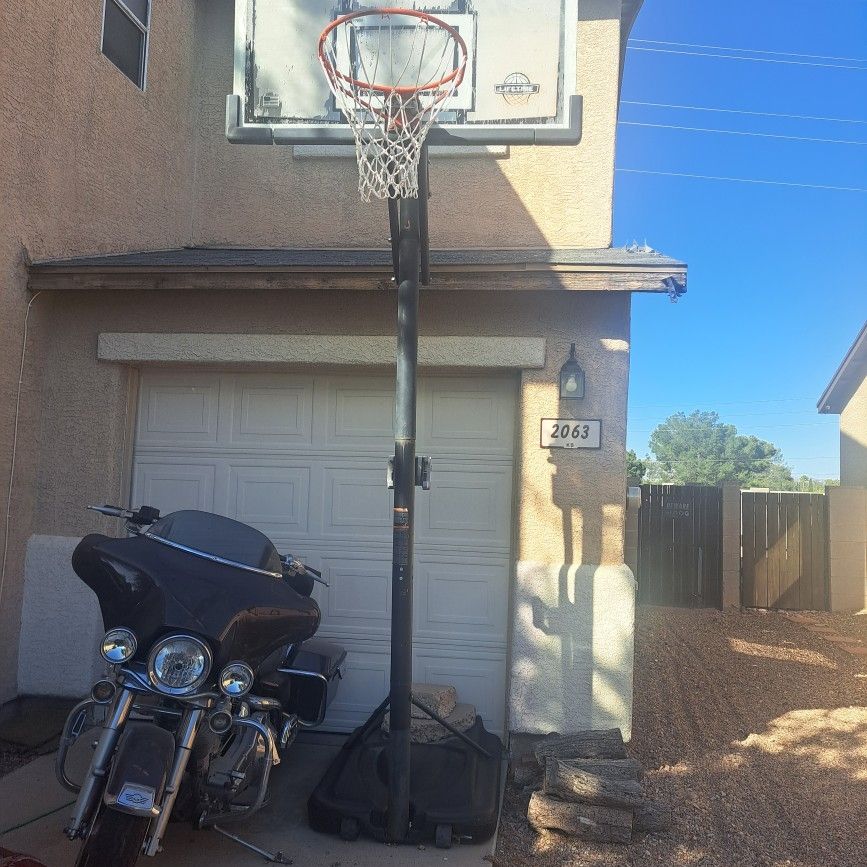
559, 343, 585, 399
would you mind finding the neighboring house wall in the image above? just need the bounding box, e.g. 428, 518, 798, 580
840, 377, 867, 486
191, 0, 623, 249
0, 0, 199, 702
827, 486, 867, 612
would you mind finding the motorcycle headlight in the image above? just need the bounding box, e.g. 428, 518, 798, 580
219, 662, 254, 697
100, 628, 137, 663
147, 635, 212, 695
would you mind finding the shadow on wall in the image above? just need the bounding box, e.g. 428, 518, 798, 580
512, 338, 634, 736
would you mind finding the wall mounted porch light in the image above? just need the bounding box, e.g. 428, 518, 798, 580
559, 343, 585, 399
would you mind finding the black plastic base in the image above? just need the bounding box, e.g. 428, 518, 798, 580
307, 716, 503, 844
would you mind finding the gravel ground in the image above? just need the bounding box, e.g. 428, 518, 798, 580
495, 605, 867, 867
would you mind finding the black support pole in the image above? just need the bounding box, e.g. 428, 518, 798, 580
386, 178, 423, 842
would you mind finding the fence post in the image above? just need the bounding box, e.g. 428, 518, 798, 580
625, 486, 641, 578
721, 483, 741, 608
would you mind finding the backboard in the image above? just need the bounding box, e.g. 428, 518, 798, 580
227, 0, 582, 146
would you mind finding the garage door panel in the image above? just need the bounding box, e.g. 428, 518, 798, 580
133, 462, 216, 514
421, 377, 515, 456
326, 377, 395, 449
324, 647, 390, 730
137, 374, 221, 445
228, 465, 310, 535
231, 375, 314, 445
323, 465, 393, 539
417, 466, 512, 548
318, 555, 392, 631
415, 560, 509, 644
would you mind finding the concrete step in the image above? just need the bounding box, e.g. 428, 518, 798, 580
410, 682, 457, 719
383, 702, 477, 744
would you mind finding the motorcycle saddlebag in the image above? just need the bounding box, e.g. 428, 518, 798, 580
277, 638, 346, 726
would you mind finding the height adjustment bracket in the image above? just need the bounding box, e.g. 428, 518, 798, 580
386, 456, 432, 491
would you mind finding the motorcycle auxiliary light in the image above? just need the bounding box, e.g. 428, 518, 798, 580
147, 634, 212, 695
90, 679, 117, 704
208, 708, 234, 734
100, 628, 137, 664
219, 662, 255, 698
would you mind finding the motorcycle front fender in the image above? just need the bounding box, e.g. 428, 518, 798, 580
103, 722, 176, 818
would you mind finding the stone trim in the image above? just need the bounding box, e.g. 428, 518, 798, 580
97, 333, 546, 369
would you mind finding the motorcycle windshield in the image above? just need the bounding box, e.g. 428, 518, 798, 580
145, 510, 283, 576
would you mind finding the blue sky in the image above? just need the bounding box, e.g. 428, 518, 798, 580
615, 0, 867, 479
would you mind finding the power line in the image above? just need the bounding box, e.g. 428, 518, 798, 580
636, 456, 838, 464
630, 397, 817, 408
616, 168, 867, 193
628, 38, 867, 65
630, 409, 837, 421
630, 422, 837, 435
626, 45, 867, 72
621, 100, 867, 126
619, 119, 867, 146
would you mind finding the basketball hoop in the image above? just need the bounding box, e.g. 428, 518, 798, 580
318, 8, 468, 201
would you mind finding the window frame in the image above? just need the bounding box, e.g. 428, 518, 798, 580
100, 0, 151, 91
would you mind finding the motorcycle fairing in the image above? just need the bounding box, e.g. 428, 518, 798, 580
72, 519, 320, 671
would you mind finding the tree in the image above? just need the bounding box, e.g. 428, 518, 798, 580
626, 449, 647, 486
646, 411, 794, 488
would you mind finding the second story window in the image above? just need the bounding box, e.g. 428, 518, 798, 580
101, 0, 150, 89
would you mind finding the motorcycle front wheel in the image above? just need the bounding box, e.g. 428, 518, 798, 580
74, 805, 149, 867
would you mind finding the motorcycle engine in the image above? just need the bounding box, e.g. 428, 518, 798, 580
202, 721, 270, 806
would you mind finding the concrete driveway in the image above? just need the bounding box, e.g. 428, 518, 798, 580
0, 735, 498, 866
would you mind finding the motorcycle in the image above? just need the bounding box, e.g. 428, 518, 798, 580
55, 505, 346, 866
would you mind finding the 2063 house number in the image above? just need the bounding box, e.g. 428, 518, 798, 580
540, 418, 602, 449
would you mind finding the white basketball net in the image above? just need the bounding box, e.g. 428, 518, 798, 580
318, 9, 468, 202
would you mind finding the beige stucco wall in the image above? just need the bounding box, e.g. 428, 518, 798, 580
0, 1, 199, 701
192, 0, 622, 249
841, 377, 867, 487
1, 0, 632, 712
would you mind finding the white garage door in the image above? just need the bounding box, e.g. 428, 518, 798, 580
131, 370, 515, 733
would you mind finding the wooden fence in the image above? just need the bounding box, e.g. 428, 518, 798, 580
741, 491, 828, 610
637, 484, 722, 608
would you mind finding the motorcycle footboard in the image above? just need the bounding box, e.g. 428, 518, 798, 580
103, 722, 175, 818
307, 716, 503, 844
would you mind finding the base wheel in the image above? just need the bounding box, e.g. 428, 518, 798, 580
339, 816, 361, 841
74, 805, 149, 867
435, 823, 452, 849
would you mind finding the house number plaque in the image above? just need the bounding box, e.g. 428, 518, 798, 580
540, 418, 602, 449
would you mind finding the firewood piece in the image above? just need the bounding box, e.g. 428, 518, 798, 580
543, 759, 643, 808
527, 792, 632, 843
533, 729, 627, 763
558, 757, 644, 781
512, 761, 543, 787
633, 800, 672, 832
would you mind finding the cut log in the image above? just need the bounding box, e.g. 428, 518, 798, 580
512, 761, 543, 787
528, 792, 632, 843
543, 759, 643, 808
556, 757, 644, 781
633, 800, 672, 832
533, 729, 627, 763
